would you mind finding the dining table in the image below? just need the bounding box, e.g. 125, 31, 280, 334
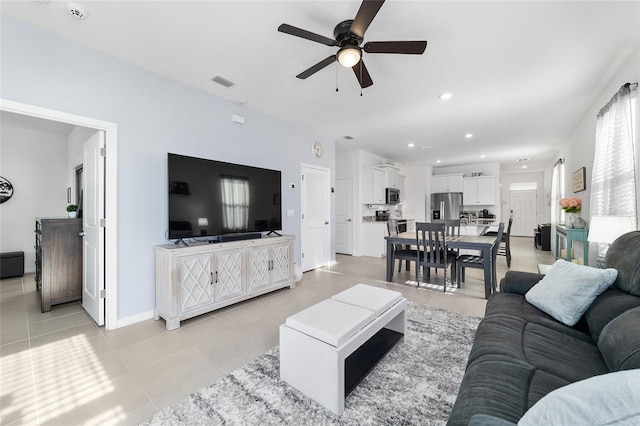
385, 232, 498, 299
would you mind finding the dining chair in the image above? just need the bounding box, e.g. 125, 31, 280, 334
434, 219, 461, 259
387, 219, 418, 273
455, 223, 504, 291
498, 216, 513, 267
415, 222, 455, 292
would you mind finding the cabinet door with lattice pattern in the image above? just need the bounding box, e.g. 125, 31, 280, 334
212, 248, 244, 302
178, 254, 214, 314
246, 245, 271, 293
269, 242, 292, 287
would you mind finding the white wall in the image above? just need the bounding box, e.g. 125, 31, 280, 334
0, 124, 69, 271
67, 126, 98, 205
1, 16, 335, 320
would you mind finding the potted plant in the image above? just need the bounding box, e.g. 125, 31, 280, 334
67, 204, 78, 218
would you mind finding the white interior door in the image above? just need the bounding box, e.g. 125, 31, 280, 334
82, 131, 105, 325
335, 177, 353, 255
510, 189, 538, 237
301, 164, 330, 271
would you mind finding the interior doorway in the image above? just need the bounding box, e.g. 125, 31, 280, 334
300, 163, 331, 271
0, 98, 118, 329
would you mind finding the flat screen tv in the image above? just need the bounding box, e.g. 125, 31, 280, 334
168, 153, 282, 240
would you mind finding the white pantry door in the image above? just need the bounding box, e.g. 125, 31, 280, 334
335, 177, 353, 254
82, 131, 105, 325
301, 164, 331, 271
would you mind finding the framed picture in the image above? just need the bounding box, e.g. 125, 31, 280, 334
573, 167, 586, 193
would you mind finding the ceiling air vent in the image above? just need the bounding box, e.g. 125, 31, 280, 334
66, 2, 88, 19
343, 135, 354, 140
211, 75, 236, 88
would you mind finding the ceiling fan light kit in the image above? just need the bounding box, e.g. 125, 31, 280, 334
337, 46, 362, 67
278, 0, 427, 90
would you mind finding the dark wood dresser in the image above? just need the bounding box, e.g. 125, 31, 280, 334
35, 218, 83, 312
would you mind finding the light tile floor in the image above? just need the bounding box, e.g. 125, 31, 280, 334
0, 237, 555, 425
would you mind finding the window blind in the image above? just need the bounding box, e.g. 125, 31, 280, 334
590, 83, 637, 225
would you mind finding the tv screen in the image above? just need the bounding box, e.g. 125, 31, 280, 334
168, 153, 282, 240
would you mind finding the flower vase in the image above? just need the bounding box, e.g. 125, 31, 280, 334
567, 212, 575, 228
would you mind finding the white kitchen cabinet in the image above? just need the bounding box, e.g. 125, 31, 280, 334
360, 222, 387, 257
155, 235, 295, 330
398, 174, 406, 197
382, 165, 400, 188
361, 167, 386, 204
463, 176, 496, 205
432, 174, 464, 193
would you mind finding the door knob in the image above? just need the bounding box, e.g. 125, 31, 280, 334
347, 219, 352, 222
79, 232, 85, 237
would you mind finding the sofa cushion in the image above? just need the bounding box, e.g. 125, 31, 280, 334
518, 369, 640, 426
524, 260, 617, 326
485, 293, 592, 341
584, 287, 640, 341
605, 230, 640, 296
598, 306, 640, 371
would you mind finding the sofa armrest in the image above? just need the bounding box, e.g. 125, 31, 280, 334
499, 271, 544, 295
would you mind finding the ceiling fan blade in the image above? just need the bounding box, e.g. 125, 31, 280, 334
350, 0, 385, 39
364, 40, 427, 54
278, 24, 337, 46
296, 55, 337, 79
352, 60, 373, 88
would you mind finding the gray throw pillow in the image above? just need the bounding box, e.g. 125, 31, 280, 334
525, 260, 617, 326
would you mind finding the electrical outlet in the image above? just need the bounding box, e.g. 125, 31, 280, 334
289, 183, 295, 189
287, 209, 294, 217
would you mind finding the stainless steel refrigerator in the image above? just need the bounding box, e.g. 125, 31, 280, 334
430, 192, 463, 221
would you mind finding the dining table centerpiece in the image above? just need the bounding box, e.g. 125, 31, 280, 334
559, 197, 585, 228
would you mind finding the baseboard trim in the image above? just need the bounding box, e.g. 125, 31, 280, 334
117, 309, 155, 328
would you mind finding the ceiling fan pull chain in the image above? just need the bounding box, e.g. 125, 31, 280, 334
336, 62, 339, 92
360, 63, 363, 97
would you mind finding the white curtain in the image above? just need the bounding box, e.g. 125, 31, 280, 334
550, 159, 565, 254
590, 83, 637, 225
221, 176, 249, 232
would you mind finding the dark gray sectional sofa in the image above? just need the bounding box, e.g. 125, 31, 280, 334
447, 231, 640, 425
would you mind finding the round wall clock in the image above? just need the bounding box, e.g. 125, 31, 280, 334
0, 176, 14, 204
311, 141, 324, 158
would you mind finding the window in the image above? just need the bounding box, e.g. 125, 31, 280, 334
590, 83, 637, 225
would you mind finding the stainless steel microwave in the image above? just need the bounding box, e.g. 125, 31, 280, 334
386, 188, 400, 204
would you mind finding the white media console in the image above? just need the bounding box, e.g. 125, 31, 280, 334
154, 235, 295, 330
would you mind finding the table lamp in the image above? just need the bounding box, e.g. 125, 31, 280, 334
587, 216, 635, 267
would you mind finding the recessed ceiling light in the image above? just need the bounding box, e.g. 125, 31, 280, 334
439, 93, 452, 100
465, 133, 473, 139
407, 143, 415, 148
436, 160, 441, 163
479, 154, 486, 158
522, 165, 528, 169
420, 145, 433, 149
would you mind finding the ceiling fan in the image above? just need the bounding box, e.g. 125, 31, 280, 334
277, 0, 427, 89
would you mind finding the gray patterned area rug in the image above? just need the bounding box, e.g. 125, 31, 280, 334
141, 303, 481, 426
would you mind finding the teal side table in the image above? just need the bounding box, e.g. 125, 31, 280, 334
555, 225, 589, 265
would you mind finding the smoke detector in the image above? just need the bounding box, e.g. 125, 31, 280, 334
66, 2, 88, 19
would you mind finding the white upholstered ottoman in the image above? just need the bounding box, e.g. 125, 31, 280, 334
279, 284, 407, 415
